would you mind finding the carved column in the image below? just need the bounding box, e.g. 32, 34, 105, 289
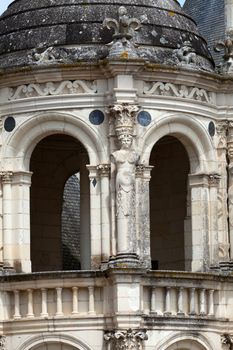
107, 104, 140, 266
228, 122, 233, 261
216, 121, 230, 262
104, 329, 148, 350
136, 165, 153, 268
86, 165, 101, 269
97, 164, 111, 264
0, 171, 14, 270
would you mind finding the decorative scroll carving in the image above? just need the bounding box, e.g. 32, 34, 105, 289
0, 336, 6, 350
103, 6, 141, 58
174, 41, 197, 65
221, 334, 233, 349
143, 82, 214, 104
104, 329, 148, 350
8, 80, 97, 100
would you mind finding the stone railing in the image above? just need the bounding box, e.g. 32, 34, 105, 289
141, 272, 220, 319
1, 272, 104, 321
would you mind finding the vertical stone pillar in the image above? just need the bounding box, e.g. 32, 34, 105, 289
87, 165, 101, 269
189, 173, 219, 271
1, 171, 14, 270
107, 104, 140, 266
11, 172, 32, 273
136, 165, 153, 268
227, 122, 233, 260
225, 0, 233, 34
97, 164, 111, 264
216, 121, 229, 262
80, 161, 91, 270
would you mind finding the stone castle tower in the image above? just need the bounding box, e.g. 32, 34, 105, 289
0, 0, 233, 349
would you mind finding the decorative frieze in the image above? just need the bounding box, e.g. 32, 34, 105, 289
104, 329, 148, 350
143, 81, 215, 104
7, 80, 97, 100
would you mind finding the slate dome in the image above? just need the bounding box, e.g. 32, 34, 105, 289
0, 0, 214, 70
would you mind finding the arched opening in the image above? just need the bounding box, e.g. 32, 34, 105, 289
30, 134, 90, 272
164, 339, 208, 350
150, 136, 190, 271
32, 344, 77, 350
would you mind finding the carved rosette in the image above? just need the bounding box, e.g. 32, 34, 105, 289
221, 334, 233, 349
104, 329, 148, 350
107, 104, 139, 144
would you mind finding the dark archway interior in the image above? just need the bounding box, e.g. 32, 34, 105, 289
30, 134, 89, 272
150, 136, 190, 271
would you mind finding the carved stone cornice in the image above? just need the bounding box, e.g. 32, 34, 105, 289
97, 164, 111, 177
104, 329, 148, 350
0, 172, 13, 183
221, 333, 233, 349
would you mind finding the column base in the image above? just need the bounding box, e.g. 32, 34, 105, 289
108, 253, 140, 268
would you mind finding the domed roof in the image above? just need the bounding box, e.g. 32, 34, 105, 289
0, 0, 214, 70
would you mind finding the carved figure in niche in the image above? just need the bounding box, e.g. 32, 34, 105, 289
111, 130, 139, 253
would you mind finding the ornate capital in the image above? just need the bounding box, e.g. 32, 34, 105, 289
221, 334, 233, 349
107, 104, 139, 145
97, 164, 111, 177
208, 174, 221, 187
0, 336, 6, 350
0, 172, 13, 183
104, 329, 148, 350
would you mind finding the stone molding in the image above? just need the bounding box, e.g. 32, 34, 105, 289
104, 329, 148, 350
7, 80, 97, 100
143, 81, 215, 104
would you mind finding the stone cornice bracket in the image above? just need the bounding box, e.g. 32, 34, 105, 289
104, 329, 148, 350
97, 164, 111, 177
106, 103, 139, 142
215, 35, 233, 74
0, 172, 13, 183
103, 6, 141, 59
221, 333, 233, 350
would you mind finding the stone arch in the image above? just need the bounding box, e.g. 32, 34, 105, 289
140, 113, 217, 174
16, 334, 92, 350
156, 333, 213, 350
2, 111, 107, 171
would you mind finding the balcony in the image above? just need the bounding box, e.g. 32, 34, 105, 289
0, 269, 230, 333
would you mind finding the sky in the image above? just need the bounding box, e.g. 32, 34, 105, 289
0, 0, 186, 15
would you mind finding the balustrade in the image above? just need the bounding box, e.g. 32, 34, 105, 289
5, 284, 101, 320
148, 284, 217, 318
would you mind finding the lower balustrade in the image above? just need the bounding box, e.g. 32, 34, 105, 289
143, 284, 217, 318
4, 285, 102, 320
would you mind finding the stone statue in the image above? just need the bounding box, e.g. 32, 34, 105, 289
175, 41, 197, 65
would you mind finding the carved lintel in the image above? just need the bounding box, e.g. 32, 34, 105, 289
221, 333, 233, 349
97, 164, 111, 177
0, 336, 6, 350
208, 174, 221, 187
0, 172, 13, 183
104, 329, 148, 350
